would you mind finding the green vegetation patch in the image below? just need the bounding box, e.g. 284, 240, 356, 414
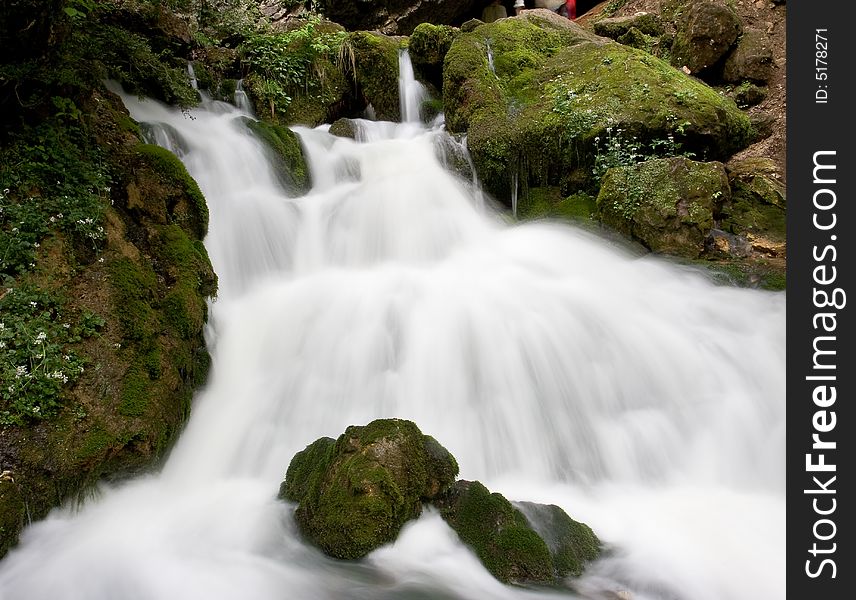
244, 120, 311, 194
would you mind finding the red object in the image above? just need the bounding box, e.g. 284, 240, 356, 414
565, 0, 576, 19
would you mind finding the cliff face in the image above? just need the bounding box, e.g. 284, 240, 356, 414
0, 1, 215, 557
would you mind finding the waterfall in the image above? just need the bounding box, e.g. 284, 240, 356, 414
398, 50, 428, 123
0, 72, 785, 600
234, 79, 254, 115
486, 41, 497, 77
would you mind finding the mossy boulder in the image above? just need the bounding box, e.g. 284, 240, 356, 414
243, 118, 311, 194
669, 0, 742, 75
593, 13, 664, 39
515, 501, 602, 578
0, 93, 216, 558
443, 10, 751, 206
348, 31, 403, 122
280, 419, 459, 559
597, 157, 730, 257
409, 23, 459, 90
436, 481, 601, 584
329, 118, 358, 139
518, 187, 598, 222
720, 157, 785, 244
722, 28, 774, 83
731, 82, 767, 108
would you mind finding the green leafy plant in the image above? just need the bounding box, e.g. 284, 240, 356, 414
592, 126, 695, 181
239, 16, 347, 118
0, 286, 104, 425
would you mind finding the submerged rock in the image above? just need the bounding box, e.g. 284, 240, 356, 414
242, 118, 311, 194
280, 419, 458, 559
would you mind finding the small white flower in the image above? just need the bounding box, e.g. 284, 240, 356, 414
32, 406, 40, 413
29, 301, 37, 308
36, 331, 46, 342
63, 323, 71, 329
113, 342, 122, 349
98, 257, 105, 263
15, 365, 27, 378
34, 242, 40, 248
0, 341, 5, 349
0, 322, 5, 330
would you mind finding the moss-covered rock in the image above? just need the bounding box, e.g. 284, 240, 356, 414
329, 118, 358, 139
515, 501, 602, 578
436, 481, 601, 584
669, 0, 742, 75
722, 28, 774, 83
721, 157, 785, 243
731, 81, 767, 108
443, 10, 751, 207
348, 31, 403, 122
280, 419, 459, 559
593, 12, 664, 39
409, 23, 459, 90
597, 157, 730, 257
243, 118, 311, 194
437, 481, 553, 583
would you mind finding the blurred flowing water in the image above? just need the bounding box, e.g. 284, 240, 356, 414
0, 67, 785, 600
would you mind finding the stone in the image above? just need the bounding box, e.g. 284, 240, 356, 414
596, 157, 730, 258
280, 419, 458, 559
669, 0, 742, 75
722, 28, 774, 83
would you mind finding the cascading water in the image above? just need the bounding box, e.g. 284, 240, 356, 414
0, 59, 785, 600
234, 79, 254, 115
398, 50, 428, 123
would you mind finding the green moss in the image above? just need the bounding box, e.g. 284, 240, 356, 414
280, 437, 336, 502
409, 23, 459, 67
285, 419, 458, 560
597, 157, 729, 257
244, 119, 310, 194
109, 257, 159, 342
444, 15, 750, 208
76, 426, 114, 462
440, 481, 553, 583
134, 144, 209, 238
119, 362, 151, 417
348, 31, 402, 121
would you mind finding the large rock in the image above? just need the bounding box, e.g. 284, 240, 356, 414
593, 12, 664, 39
669, 0, 742, 75
242, 118, 311, 194
443, 10, 751, 206
721, 157, 785, 244
348, 31, 403, 121
280, 419, 459, 559
436, 481, 601, 584
597, 157, 730, 258
722, 28, 774, 83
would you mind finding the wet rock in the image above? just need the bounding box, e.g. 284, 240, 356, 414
597, 157, 730, 258
435, 481, 601, 584
280, 419, 458, 559
721, 157, 785, 243
443, 11, 750, 207
329, 118, 357, 139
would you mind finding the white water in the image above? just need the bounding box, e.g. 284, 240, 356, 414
234, 79, 254, 115
0, 68, 785, 600
398, 50, 428, 123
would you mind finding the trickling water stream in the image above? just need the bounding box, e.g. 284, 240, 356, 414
0, 61, 785, 600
